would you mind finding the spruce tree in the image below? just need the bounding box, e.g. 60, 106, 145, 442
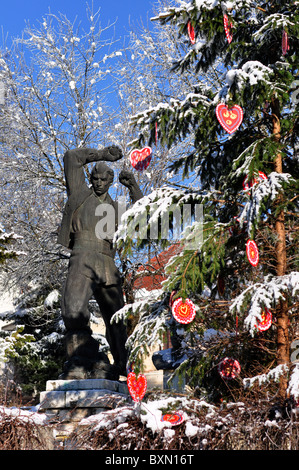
0, 224, 23, 265
116, 0, 299, 403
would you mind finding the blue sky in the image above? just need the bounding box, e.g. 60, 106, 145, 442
0, 0, 156, 42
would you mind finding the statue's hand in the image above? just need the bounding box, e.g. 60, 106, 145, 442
119, 170, 137, 189
106, 145, 123, 162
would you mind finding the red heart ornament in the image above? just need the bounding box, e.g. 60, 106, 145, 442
223, 14, 233, 44
130, 147, 152, 172
218, 357, 241, 380
127, 372, 147, 402
161, 412, 185, 426
172, 297, 196, 324
256, 308, 272, 332
216, 103, 243, 134
187, 21, 195, 45
282, 30, 289, 56
246, 239, 259, 267
243, 171, 267, 192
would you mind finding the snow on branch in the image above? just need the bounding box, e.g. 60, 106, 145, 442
253, 13, 295, 42
244, 363, 299, 401
151, 0, 254, 23
150, 1, 195, 22
232, 139, 267, 177
243, 364, 289, 389
111, 290, 168, 369
230, 272, 299, 336
0, 226, 25, 263
238, 172, 294, 236
114, 185, 204, 249
225, 61, 273, 90
129, 90, 211, 146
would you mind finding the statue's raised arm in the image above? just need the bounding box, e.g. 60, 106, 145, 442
119, 169, 143, 204
63, 146, 123, 197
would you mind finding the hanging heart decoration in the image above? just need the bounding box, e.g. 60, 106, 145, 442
256, 308, 272, 332
130, 147, 152, 172
243, 171, 267, 192
223, 14, 233, 44
172, 297, 196, 324
187, 21, 196, 45
161, 411, 185, 426
246, 239, 259, 267
218, 357, 241, 380
216, 103, 244, 134
127, 371, 147, 402
282, 30, 290, 56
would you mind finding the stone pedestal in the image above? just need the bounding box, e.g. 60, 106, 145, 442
39, 378, 130, 440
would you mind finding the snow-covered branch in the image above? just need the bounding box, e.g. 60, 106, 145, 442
230, 272, 299, 336
112, 289, 168, 370
238, 172, 294, 235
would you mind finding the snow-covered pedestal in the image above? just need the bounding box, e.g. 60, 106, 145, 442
39, 378, 130, 439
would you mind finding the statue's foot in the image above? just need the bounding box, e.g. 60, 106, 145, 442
59, 356, 120, 381
58, 365, 87, 380
89, 361, 120, 381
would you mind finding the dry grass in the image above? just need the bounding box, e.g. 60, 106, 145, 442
0, 409, 54, 450
0, 378, 298, 451
0, 400, 298, 450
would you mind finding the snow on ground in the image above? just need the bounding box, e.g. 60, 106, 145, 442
78, 394, 217, 437
0, 290, 15, 316
0, 391, 298, 450
0, 405, 48, 425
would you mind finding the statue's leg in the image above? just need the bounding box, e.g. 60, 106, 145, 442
62, 270, 93, 331
60, 257, 120, 380
60, 264, 99, 378
93, 283, 128, 376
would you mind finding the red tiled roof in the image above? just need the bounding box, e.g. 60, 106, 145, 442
133, 244, 181, 291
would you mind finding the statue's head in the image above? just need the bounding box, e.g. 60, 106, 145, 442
91, 162, 114, 196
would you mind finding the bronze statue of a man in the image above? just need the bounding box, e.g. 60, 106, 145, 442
57, 146, 142, 380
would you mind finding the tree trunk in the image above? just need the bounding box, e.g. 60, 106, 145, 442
271, 95, 289, 399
